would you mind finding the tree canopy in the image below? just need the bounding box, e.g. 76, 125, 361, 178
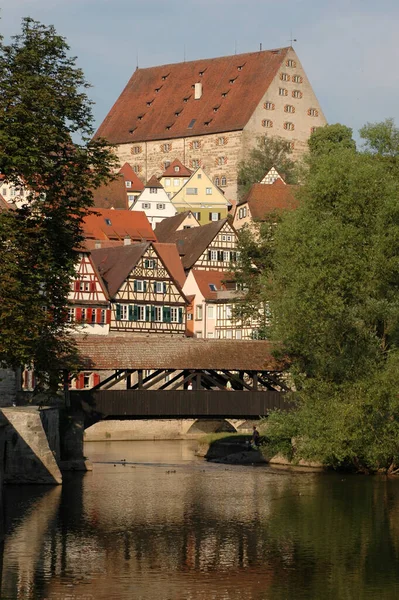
0, 18, 116, 390
237, 135, 297, 199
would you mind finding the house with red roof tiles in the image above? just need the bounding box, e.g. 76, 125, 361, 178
95, 47, 326, 201
233, 178, 298, 230
130, 175, 176, 227
154, 211, 200, 241
159, 158, 192, 198
118, 162, 145, 208
90, 242, 189, 335
183, 269, 259, 340
81, 208, 156, 249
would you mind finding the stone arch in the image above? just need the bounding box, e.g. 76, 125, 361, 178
185, 419, 237, 435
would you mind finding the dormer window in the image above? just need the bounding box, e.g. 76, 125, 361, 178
209, 284, 217, 291
175, 109, 182, 117
221, 91, 229, 98
183, 96, 191, 103
105, 218, 112, 225
204, 119, 212, 126
155, 86, 162, 93
174, 166, 180, 172
229, 77, 237, 84
161, 73, 169, 81
199, 69, 206, 76
237, 63, 245, 71
129, 128, 136, 134
137, 114, 144, 121
213, 105, 220, 112
146, 99, 154, 107
125, 181, 132, 188
165, 124, 173, 130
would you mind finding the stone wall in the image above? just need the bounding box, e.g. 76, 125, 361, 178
0, 368, 19, 407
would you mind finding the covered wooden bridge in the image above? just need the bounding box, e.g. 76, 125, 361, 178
68, 336, 293, 422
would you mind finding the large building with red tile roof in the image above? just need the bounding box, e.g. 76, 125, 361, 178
95, 47, 326, 201
81, 207, 156, 249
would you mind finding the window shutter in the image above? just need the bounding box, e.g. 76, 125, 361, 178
74, 280, 80, 291
87, 308, 93, 322
151, 306, 155, 321
217, 251, 223, 261
154, 282, 157, 293
163, 282, 167, 294
76, 373, 85, 390
92, 373, 100, 387
116, 304, 121, 321
106, 309, 111, 324
218, 213, 221, 220
209, 213, 212, 221
75, 308, 82, 322
134, 280, 138, 292
96, 308, 101, 324
179, 307, 183, 323
90, 281, 96, 292
144, 281, 147, 292
146, 306, 151, 321
133, 305, 138, 321
163, 306, 171, 323
231, 252, 237, 262
129, 305, 134, 321
144, 259, 149, 268
208, 250, 212, 260
23, 369, 29, 389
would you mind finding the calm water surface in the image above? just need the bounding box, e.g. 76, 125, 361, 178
1, 440, 399, 600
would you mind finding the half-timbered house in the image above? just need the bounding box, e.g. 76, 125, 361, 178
91, 242, 189, 335
68, 251, 111, 335
162, 218, 239, 272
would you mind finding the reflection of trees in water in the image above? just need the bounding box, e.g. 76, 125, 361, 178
2, 467, 399, 599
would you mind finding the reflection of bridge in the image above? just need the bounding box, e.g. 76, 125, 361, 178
69, 337, 293, 425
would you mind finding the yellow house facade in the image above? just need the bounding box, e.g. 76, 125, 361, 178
171, 167, 229, 224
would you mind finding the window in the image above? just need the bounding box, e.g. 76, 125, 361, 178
137, 305, 146, 321
210, 212, 221, 221
164, 161, 171, 169
136, 280, 145, 292
279, 88, 288, 96
193, 211, 201, 221
133, 146, 141, 154
226, 235, 232, 241
154, 306, 163, 322
208, 305, 215, 319
150, 187, 158, 194
262, 119, 273, 128
186, 187, 198, 195
191, 159, 200, 168
214, 177, 220, 186
210, 250, 218, 261
100, 309, 106, 324
156, 203, 165, 210
217, 156, 226, 166
226, 330, 233, 339
280, 72, 290, 81
170, 307, 179, 323
67, 308, 74, 322
133, 165, 141, 173
221, 176, 227, 187
310, 126, 318, 134
162, 143, 171, 152
144, 259, 155, 269
292, 90, 302, 99
173, 179, 180, 187
105, 218, 112, 225
174, 166, 180, 172
264, 101, 275, 110
10, 188, 16, 197
286, 59, 296, 67
226, 306, 232, 319
308, 108, 319, 117
196, 331, 203, 338
223, 251, 230, 262
284, 105, 295, 113
284, 122, 295, 131
121, 305, 128, 320
193, 140, 200, 149
188, 118, 196, 128
206, 187, 212, 195
164, 178, 171, 186
125, 181, 132, 188
197, 174, 202, 179
90, 309, 96, 324
196, 305, 203, 320
207, 332, 214, 339
141, 203, 151, 209
209, 284, 217, 291
83, 374, 91, 388
292, 74, 303, 83
155, 281, 164, 293
236, 330, 242, 340
217, 137, 226, 145
2, 188, 6, 196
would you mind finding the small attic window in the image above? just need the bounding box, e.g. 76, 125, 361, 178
209, 284, 217, 291
105, 218, 112, 226
229, 77, 237, 84
188, 118, 196, 129
155, 86, 163, 93
221, 91, 229, 98
199, 68, 207, 76
165, 124, 173, 130
161, 73, 169, 81
183, 95, 191, 103
129, 128, 136, 134
175, 109, 182, 117
146, 99, 154, 107
213, 105, 220, 112
237, 63, 245, 71
204, 119, 212, 126
137, 114, 144, 121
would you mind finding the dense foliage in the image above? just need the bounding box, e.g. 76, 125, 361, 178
237, 135, 297, 199
0, 19, 116, 390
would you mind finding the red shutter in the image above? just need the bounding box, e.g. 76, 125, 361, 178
90, 281, 96, 292
95, 308, 101, 324
23, 369, 29, 389
92, 373, 100, 387
75, 373, 85, 389
87, 308, 93, 323
106, 309, 111, 324
75, 308, 82, 322
74, 280, 80, 291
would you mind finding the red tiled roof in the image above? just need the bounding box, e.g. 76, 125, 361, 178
91, 242, 148, 297
118, 163, 145, 192
95, 48, 290, 144
161, 159, 192, 178
191, 269, 233, 300
0, 195, 11, 212
73, 336, 284, 371
154, 243, 186, 288
238, 181, 298, 220
155, 211, 193, 242
82, 208, 156, 243
145, 174, 163, 188
92, 174, 128, 210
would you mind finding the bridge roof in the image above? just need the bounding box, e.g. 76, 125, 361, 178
73, 336, 285, 371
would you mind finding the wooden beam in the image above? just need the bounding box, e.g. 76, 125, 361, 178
138, 369, 143, 390
203, 370, 232, 391
142, 370, 172, 390
159, 370, 185, 390
170, 372, 195, 391
220, 370, 253, 391
91, 369, 127, 391
131, 369, 166, 390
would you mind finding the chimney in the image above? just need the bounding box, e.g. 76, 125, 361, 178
95, 240, 101, 249
194, 82, 202, 100
124, 236, 131, 246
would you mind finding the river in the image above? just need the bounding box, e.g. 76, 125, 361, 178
1, 440, 399, 599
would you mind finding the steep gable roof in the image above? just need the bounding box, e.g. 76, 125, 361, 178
91, 243, 149, 297
82, 208, 156, 243
161, 159, 192, 178
190, 269, 231, 300
155, 211, 196, 242
238, 181, 298, 220
119, 163, 145, 192
153, 243, 186, 288
95, 48, 290, 144
145, 174, 163, 188
165, 219, 231, 269
92, 174, 128, 210
0, 194, 11, 212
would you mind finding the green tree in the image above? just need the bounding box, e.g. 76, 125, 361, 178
266, 122, 399, 472
0, 18, 116, 390
237, 135, 297, 199
307, 123, 356, 157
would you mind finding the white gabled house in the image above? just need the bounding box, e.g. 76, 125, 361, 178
130, 175, 176, 227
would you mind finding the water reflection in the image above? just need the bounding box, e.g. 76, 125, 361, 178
1, 441, 399, 599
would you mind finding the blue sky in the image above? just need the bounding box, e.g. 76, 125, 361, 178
3, 0, 399, 138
